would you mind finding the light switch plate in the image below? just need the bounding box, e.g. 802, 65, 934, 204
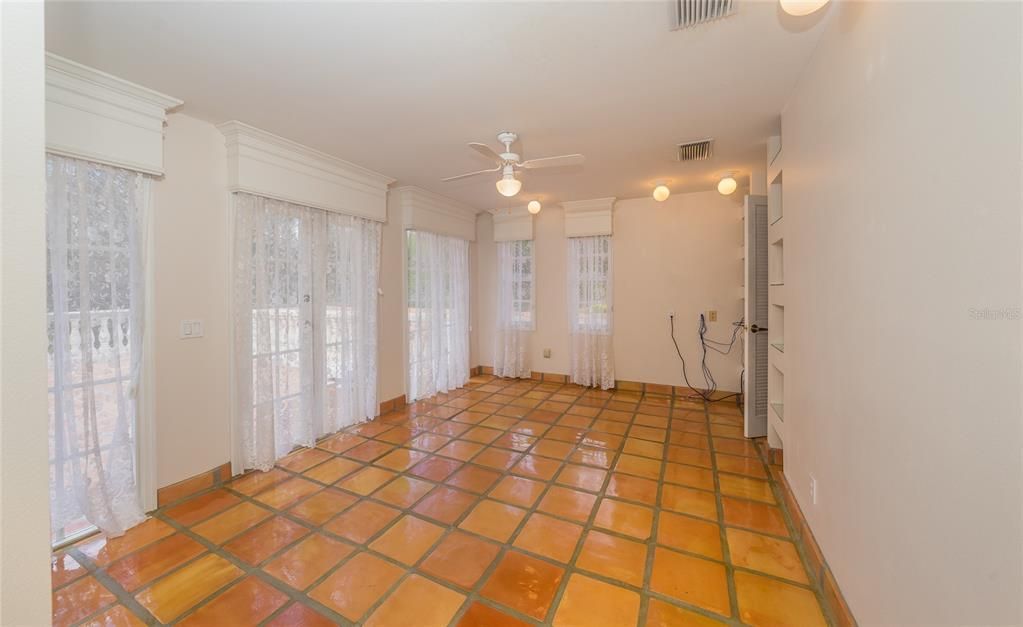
180, 320, 204, 339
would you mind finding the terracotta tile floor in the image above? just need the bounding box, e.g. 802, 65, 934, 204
52, 375, 833, 626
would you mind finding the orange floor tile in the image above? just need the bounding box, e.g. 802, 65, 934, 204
51, 375, 833, 626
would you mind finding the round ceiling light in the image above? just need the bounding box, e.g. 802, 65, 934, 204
717, 174, 737, 195
779, 0, 830, 16
527, 200, 542, 214
652, 184, 671, 202
496, 175, 522, 197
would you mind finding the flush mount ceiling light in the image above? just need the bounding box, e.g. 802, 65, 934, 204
495, 166, 522, 197
653, 183, 671, 202
717, 173, 737, 195
780, 0, 830, 16
527, 200, 542, 214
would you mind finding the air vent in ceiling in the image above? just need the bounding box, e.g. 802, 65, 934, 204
677, 139, 714, 162
671, 0, 735, 29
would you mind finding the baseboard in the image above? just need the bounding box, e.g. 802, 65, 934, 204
472, 367, 738, 398
773, 465, 857, 627
378, 394, 407, 415
156, 462, 232, 508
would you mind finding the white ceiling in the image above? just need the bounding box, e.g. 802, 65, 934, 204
45, 1, 829, 210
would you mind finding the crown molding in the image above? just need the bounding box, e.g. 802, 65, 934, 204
218, 121, 395, 221
562, 196, 616, 237
45, 53, 182, 175
393, 186, 478, 241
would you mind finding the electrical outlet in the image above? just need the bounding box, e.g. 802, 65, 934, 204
668, 310, 675, 318
809, 475, 818, 505
543, 348, 551, 359
707, 310, 718, 322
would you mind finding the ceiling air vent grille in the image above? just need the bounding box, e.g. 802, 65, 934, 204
672, 0, 735, 29
677, 139, 714, 162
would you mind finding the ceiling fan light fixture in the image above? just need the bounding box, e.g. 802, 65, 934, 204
527, 200, 542, 214
779, 0, 830, 16
496, 174, 522, 197
653, 183, 671, 202
717, 174, 737, 196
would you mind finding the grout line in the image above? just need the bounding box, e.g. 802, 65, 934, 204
52, 377, 826, 627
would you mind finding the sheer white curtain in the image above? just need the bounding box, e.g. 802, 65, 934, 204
233, 193, 381, 472
47, 154, 148, 540
321, 212, 381, 433
567, 235, 615, 389
494, 240, 534, 378
233, 194, 317, 471
407, 230, 470, 400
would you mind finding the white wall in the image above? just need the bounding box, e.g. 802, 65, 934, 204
0, 1, 53, 622
152, 113, 232, 487
151, 118, 450, 487
379, 198, 407, 404
781, 2, 1021, 624
477, 191, 745, 390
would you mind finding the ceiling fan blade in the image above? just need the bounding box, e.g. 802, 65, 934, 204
468, 142, 504, 163
441, 165, 502, 182
519, 154, 585, 169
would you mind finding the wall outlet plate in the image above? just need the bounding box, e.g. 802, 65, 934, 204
543, 348, 552, 359
707, 310, 718, 322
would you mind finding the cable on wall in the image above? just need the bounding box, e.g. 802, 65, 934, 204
670, 313, 744, 405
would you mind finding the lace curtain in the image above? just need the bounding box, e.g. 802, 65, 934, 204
233, 194, 317, 471
567, 235, 615, 389
321, 212, 380, 433
494, 240, 533, 378
407, 230, 470, 401
232, 193, 380, 472
47, 154, 148, 540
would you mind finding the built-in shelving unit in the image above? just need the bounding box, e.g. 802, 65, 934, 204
767, 135, 785, 451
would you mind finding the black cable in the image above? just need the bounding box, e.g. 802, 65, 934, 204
670, 313, 744, 404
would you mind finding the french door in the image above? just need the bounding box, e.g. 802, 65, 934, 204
46, 154, 148, 544
406, 230, 470, 401
232, 194, 380, 472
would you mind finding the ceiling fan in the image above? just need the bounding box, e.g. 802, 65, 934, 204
442, 132, 585, 197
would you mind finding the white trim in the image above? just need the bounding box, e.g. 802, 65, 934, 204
490, 206, 534, 242
137, 183, 157, 512
394, 185, 478, 241
45, 53, 181, 176
226, 192, 243, 477
218, 121, 395, 222
562, 197, 616, 237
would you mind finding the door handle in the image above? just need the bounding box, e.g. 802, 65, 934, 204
750, 324, 768, 334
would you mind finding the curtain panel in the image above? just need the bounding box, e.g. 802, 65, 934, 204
46, 153, 149, 539
232, 193, 380, 472
494, 239, 534, 378
406, 230, 471, 401
567, 235, 615, 389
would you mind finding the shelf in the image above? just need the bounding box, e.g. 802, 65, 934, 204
771, 402, 784, 421
771, 352, 785, 374
770, 284, 785, 306
769, 219, 784, 245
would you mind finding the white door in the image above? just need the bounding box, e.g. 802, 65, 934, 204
743, 194, 769, 437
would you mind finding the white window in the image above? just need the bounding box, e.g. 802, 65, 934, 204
567, 235, 615, 388
406, 230, 470, 400
500, 240, 535, 330
47, 154, 148, 544
494, 240, 535, 378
